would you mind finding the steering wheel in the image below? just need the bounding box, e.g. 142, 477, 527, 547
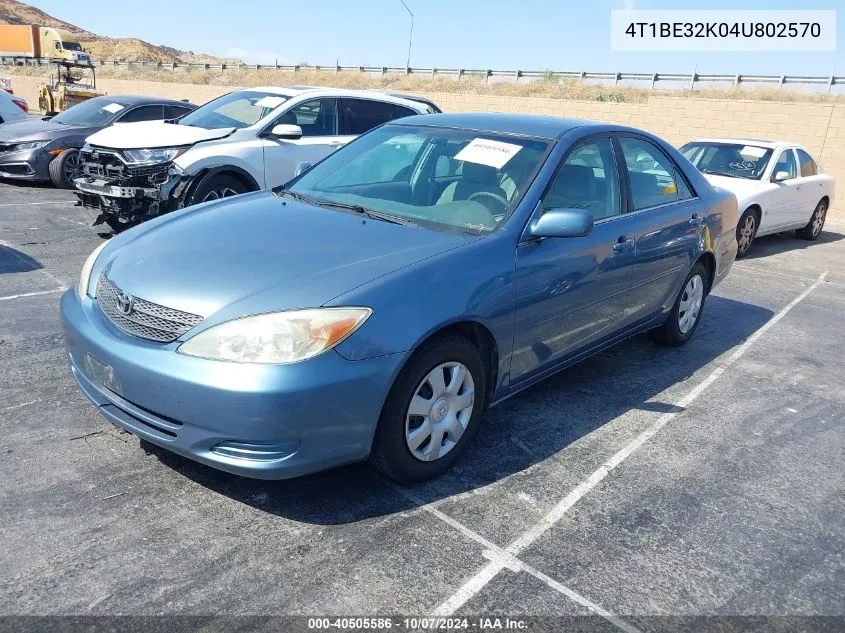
468, 191, 509, 215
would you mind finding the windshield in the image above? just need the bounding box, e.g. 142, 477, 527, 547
52, 97, 127, 126
289, 124, 550, 233
681, 142, 773, 180
62, 41, 83, 51
178, 90, 287, 129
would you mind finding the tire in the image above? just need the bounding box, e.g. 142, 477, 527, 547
370, 335, 487, 484
796, 198, 827, 241
48, 148, 82, 189
188, 174, 248, 206
735, 207, 759, 258
650, 262, 709, 347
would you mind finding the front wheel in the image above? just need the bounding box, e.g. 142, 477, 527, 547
650, 262, 708, 347
796, 199, 827, 241
370, 335, 487, 484
48, 148, 82, 189
189, 174, 248, 206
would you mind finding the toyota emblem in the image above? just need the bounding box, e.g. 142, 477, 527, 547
115, 291, 134, 316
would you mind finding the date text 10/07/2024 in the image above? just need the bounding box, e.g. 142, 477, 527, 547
307, 617, 529, 630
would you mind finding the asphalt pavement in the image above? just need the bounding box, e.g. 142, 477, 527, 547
1, 179, 843, 632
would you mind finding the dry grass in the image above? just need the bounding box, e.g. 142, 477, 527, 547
3, 64, 843, 104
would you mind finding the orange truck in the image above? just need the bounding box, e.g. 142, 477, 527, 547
0, 24, 91, 64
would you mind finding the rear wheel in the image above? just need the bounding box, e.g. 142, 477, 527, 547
796, 199, 827, 241
735, 208, 758, 258
189, 174, 248, 205
650, 262, 708, 347
370, 335, 487, 484
48, 148, 82, 189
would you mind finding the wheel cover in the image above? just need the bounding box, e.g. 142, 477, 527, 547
678, 274, 704, 334
405, 362, 475, 462
812, 202, 826, 236
738, 214, 755, 252
202, 187, 240, 202
63, 152, 81, 181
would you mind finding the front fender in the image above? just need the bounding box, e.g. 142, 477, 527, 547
329, 232, 517, 390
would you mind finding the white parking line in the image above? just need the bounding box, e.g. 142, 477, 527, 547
733, 263, 844, 288
434, 272, 828, 617
391, 483, 641, 633
0, 201, 76, 208
0, 288, 65, 302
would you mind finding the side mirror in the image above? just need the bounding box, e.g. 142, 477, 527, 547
527, 208, 594, 239
294, 161, 313, 177
267, 123, 302, 140
772, 170, 790, 182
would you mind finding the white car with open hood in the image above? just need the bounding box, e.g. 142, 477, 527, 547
680, 138, 835, 257
73, 86, 440, 232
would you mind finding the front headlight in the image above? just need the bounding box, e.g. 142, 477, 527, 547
122, 147, 187, 165
177, 307, 372, 364
77, 241, 109, 300
9, 141, 47, 152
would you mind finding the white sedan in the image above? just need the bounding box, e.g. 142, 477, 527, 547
680, 138, 835, 257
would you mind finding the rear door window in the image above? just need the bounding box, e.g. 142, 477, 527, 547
796, 149, 818, 177
164, 104, 194, 119
619, 137, 690, 210
339, 99, 418, 135
118, 105, 165, 123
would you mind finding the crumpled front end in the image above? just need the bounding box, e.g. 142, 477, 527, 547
74, 145, 190, 232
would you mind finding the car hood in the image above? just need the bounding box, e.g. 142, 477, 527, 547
702, 174, 764, 201
0, 119, 98, 143
86, 120, 235, 149
102, 192, 474, 323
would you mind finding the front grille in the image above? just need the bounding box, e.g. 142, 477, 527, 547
96, 275, 203, 343
81, 147, 171, 186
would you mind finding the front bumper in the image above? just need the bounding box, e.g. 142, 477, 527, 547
0, 148, 51, 181
60, 289, 406, 479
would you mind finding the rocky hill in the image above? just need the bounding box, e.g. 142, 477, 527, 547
0, 0, 237, 63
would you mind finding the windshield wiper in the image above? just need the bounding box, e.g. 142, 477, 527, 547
273, 188, 323, 206
273, 188, 417, 226
310, 199, 419, 227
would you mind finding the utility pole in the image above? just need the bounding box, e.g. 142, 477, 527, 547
399, 0, 414, 69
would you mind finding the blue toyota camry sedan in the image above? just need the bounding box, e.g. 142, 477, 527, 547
61, 113, 738, 483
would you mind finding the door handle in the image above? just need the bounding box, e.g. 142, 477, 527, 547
612, 237, 634, 252
689, 214, 704, 227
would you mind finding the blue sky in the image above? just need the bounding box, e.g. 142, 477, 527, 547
26, 0, 844, 75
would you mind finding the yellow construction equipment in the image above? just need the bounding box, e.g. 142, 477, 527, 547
38, 61, 102, 115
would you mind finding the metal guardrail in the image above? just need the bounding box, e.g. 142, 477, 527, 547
1, 56, 843, 92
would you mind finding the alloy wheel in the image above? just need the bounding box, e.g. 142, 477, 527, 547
678, 274, 704, 334
202, 187, 240, 202
405, 362, 475, 462
738, 214, 756, 254
812, 202, 827, 237
64, 152, 82, 182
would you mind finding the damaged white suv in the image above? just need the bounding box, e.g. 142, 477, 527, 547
74, 86, 439, 231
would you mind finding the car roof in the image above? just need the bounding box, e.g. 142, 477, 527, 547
99, 95, 196, 107
687, 137, 799, 150
245, 85, 435, 110
389, 112, 596, 139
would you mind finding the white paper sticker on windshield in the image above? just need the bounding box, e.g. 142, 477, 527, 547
101, 103, 125, 114
454, 138, 522, 169
742, 146, 767, 158
255, 96, 286, 109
